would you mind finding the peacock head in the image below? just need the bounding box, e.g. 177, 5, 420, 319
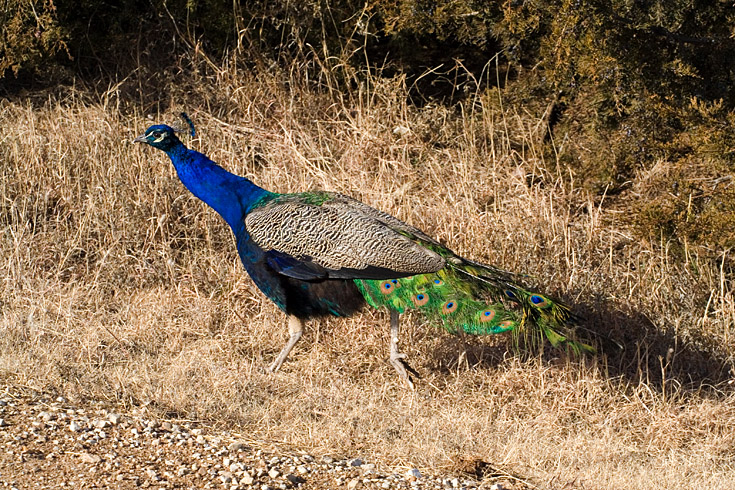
134, 113, 196, 152
133, 124, 182, 152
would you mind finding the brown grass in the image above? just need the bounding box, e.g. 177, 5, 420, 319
2, 60, 735, 488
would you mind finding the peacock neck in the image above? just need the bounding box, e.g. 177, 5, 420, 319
165, 143, 272, 230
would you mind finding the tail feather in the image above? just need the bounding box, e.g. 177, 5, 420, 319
354, 253, 595, 355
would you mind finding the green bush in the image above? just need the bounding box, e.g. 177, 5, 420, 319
0, 0, 68, 75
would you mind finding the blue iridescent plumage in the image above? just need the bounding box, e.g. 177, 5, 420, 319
135, 114, 593, 387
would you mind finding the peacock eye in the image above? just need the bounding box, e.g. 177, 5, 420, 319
152, 131, 162, 138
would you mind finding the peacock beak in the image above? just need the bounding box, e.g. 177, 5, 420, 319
133, 134, 148, 144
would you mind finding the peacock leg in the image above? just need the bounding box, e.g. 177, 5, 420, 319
389, 310, 418, 389
268, 315, 304, 373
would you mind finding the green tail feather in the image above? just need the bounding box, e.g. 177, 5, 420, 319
354, 256, 595, 355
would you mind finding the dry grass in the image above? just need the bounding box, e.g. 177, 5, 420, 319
2, 60, 735, 488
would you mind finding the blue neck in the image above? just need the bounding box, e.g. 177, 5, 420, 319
165, 143, 272, 229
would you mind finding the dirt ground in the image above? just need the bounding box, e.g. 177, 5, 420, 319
0, 384, 518, 490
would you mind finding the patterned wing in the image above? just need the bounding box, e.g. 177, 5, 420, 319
245, 193, 446, 280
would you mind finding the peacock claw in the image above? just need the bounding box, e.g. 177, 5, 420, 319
390, 352, 419, 389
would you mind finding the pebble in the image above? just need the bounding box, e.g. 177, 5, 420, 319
286, 473, 303, 485
228, 441, 247, 452
219, 471, 233, 484
38, 411, 54, 422
406, 468, 422, 480
80, 453, 102, 464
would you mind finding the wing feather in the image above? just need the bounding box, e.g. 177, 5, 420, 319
245, 193, 445, 279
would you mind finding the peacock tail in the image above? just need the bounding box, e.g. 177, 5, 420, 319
355, 250, 595, 355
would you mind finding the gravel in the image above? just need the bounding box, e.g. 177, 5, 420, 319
0, 385, 493, 490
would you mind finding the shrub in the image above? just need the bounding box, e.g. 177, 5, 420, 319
0, 0, 68, 75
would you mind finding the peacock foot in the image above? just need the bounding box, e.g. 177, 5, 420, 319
389, 350, 419, 390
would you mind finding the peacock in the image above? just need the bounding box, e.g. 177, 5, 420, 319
134, 114, 593, 387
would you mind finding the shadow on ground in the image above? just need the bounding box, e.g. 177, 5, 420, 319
423, 296, 733, 395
